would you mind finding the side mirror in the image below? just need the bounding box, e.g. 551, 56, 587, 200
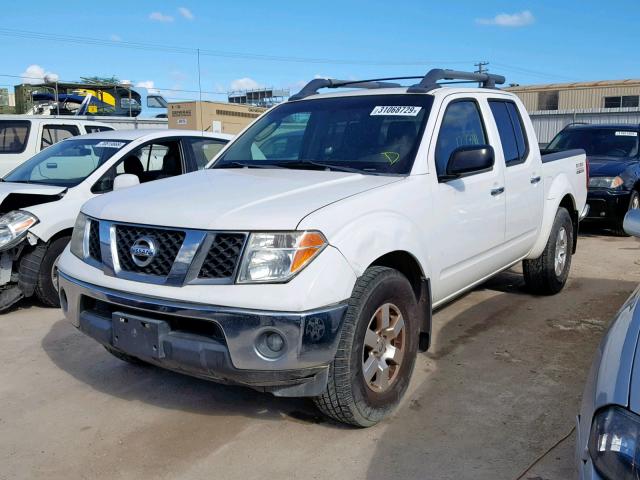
443, 145, 495, 180
623, 209, 640, 237
113, 174, 140, 191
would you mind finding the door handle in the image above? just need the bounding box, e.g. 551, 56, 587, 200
491, 187, 505, 196
530, 175, 542, 184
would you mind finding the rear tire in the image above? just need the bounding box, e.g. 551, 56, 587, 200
612, 190, 639, 237
313, 266, 419, 427
523, 207, 573, 295
34, 237, 70, 307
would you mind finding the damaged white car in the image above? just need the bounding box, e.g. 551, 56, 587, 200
0, 129, 231, 310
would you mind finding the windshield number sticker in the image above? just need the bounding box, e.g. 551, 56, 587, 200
371, 106, 422, 116
95, 141, 126, 148
615, 131, 638, 137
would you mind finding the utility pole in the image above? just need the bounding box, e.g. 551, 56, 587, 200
474, 61, 489, 86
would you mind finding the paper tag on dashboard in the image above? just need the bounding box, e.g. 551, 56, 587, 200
370, 106, 422, 116
95, 141, 126, 148
615, 131, 638, 137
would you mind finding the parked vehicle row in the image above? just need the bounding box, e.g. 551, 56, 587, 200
545, 123, 640, 235
0, 129, 232, 310
54, 69, 588, 426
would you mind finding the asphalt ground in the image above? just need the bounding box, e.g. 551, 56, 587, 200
1, 230, 638, 479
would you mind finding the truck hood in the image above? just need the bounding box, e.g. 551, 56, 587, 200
0, 182, 67, 213
82, 169, 402, 230
587, 156, 637, 177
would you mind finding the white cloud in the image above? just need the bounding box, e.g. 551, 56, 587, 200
476, 10, 535, 27
110, 34, 122, 42
230, 77, 262, 91
178, 7, 194, 20
149, 12, 174, 22
135, 80, 159, 94
20, 64, 59, 84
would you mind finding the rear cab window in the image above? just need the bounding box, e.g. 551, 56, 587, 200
85, 126, 115, 134
488, 100, 529, 166
0, 120, 31, 154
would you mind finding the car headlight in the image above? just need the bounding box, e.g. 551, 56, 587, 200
588, 406, 640, 479
0, 210, 38, 250
70, 212, 88, 259
237, 231, 327, 283
589, 176, 624, 189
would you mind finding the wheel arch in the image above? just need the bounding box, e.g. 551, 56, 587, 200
368, 250, 432, 352
558, 194, 579, 253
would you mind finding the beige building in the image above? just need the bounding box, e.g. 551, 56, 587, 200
506, 79, 640, 112
169, 101, 266, 134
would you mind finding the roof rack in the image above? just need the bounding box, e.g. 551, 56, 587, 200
289, 69, 506, 101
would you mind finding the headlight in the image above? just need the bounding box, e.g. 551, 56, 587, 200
70, 212, 88, 259
0, 210, 38, 250
237, 231, 327, 283
589, 176, 624, 189
588, 406, 640, 479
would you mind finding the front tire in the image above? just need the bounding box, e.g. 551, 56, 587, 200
313, 266, 419, 427
34, 236, 70, 307
523, 207, 574, 295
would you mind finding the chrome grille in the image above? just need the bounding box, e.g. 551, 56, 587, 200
88, 220, 101, 261
115, 225, 185, 276
198, 233, 246, 279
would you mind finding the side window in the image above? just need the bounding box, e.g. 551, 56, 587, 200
41, 125, 80, 149
85, 126, 114, 134
505, 103, 528, 162
488, 100, 528, 166
92, 140, 184, 193
184, 138, 228, 169
434, 100, 487, 177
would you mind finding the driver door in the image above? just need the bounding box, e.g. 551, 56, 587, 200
430, 96, 506, 302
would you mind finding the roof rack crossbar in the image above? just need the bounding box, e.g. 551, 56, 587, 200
289, 69, 506, 101
407, 69, 506, 93
289, 76, 424, 101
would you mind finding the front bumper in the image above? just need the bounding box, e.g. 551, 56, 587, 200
58, 271, 348, 397
585, 189, 631, 222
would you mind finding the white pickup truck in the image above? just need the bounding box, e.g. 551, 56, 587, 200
0, 116, 114, 176
58, 69, 588, 427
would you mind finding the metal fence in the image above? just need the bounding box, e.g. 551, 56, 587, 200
530, 107, 640, 144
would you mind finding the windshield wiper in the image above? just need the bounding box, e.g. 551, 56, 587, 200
215, 161, 284, 169
274, 160, 365, 174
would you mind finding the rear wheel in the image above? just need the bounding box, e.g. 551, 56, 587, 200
612, 190, 639, 236
313, 266, 419, 427
523, 207, 573, 295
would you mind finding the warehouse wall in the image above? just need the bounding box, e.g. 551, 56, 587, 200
530, 108, 640, 144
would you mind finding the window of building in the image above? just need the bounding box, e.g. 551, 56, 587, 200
537, 91, 559, 111
604, 95, 640, 109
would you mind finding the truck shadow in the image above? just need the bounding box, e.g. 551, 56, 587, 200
365, 275, 636, 480
41, 318, 333, 427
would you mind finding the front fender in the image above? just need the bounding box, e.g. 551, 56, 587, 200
301, 209, 431, 280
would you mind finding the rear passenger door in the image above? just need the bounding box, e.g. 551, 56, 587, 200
40, 124, 80, 151
488, 99, 543, 258
431, 96, 506, 301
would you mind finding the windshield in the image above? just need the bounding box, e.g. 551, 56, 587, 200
547, 128, 639, 158
4, 138, 130, 187
213, 94, 434, 174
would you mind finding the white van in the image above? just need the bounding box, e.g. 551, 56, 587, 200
0, 116, 114, 176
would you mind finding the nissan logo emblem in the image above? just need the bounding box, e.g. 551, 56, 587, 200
130, 236, 157, 268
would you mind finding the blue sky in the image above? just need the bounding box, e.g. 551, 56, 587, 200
1, 0, 639, 102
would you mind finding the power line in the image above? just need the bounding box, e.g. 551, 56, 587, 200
0, 27, 474, 66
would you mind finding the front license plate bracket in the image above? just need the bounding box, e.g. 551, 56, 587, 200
111, 312, 170, 359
